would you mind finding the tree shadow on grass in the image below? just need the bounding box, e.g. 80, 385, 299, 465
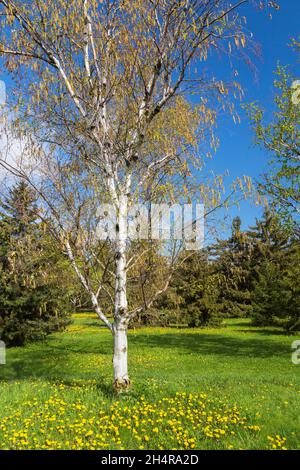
226, 320, 288, 336
236, 328, 288, 337
0, 334, 112, 386
0, 327, 291, 386
130, 330, 290, 359
83, 321, 110, 329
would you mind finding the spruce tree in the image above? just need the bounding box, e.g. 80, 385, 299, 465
174, 251, 223, 328
249, 208, 300, 330
0, 182, 72, 346
212, 217, 252, 318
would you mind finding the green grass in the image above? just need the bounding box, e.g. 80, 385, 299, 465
0, 314, 299, 450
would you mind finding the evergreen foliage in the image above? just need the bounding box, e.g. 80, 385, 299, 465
249, 209, 300, 331
0, 182, 72, 346
174, 252, 223, 327
211, 217, 252, 318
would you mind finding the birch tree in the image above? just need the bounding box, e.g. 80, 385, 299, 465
0, 0, 277, 388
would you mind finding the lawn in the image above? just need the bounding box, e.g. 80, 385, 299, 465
0, 314, 299, 450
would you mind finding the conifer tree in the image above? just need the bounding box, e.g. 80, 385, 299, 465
0, 182, 72, 346
249, 208, 300, 330
173, 251, 223, 328
212, 217, 252, 318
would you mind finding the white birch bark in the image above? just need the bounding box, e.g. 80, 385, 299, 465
113, 322, 129, 388
113, 193, 130, 387
114, 194, 128, 319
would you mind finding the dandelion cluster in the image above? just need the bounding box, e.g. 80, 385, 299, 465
267, 434, 287, 450
0, 384, 263, 450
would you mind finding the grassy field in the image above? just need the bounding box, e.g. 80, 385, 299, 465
0, 314, 299, 450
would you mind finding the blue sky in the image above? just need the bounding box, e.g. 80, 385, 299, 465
204, 0, 300, 233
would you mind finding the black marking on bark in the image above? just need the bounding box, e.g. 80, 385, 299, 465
114, 377, 131, 391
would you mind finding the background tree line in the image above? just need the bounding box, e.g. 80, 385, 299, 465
1, 178, 298, 347
150, 210, 300, 333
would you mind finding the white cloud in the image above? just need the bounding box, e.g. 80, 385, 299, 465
0, 80, 34, 189
0, 80, 6, 106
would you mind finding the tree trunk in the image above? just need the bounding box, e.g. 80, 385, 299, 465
113, 194, 130, 389
113, 322, 130, 389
